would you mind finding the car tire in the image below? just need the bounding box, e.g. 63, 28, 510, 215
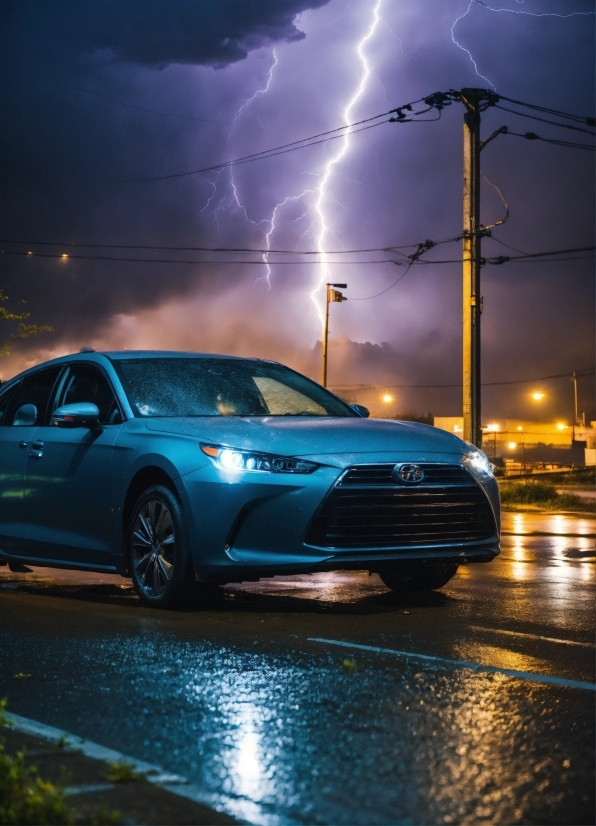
378, 563, 459, 593
128, 485, 196, 609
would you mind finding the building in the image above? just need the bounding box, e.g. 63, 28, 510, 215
433, 417, 596, 468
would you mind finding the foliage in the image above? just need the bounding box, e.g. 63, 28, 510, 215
0, 288, 53, 357
104, 761, 141, 784
0, 701, 119, 825
500, 481, 585, 510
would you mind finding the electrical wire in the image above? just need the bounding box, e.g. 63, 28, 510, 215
505, 129, 595, 151
2, 245, 592, 267
0, 236, 462, 255
0, 250, 402, 266
498, 95, 595, 127
108, 97, 430, 183
329, 368, 595, 390
494, 104, 596, 137
348, 261, 415, 300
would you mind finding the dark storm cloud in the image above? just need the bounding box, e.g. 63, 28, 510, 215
0, 0, 328, 69
0, 0, 593, 421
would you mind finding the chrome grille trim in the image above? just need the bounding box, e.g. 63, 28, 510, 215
305, 463, 496, 550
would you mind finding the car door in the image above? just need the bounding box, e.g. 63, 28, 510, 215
25, 362, 124, 566
0, 366, 63, 555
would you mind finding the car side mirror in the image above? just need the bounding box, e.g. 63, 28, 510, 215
53, 402, 100, 429
351, 403, 370, 418
13, 404, 38, 426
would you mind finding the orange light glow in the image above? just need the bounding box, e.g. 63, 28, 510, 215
531, 392, 545, 401
508, 441, 517, 449
382, 394, 393, 403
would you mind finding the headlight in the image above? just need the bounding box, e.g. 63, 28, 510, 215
463, 448, 494, 481
200, 443, 318, 474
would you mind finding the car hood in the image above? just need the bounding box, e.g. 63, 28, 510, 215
145, 416, 465, 458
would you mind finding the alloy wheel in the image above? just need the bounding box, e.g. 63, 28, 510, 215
131, 500, 176, 597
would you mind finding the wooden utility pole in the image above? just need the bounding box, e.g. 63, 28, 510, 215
321, 283, 347, 387
461, 90, 483, 447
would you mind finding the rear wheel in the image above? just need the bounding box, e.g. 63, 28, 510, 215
378, 563, 458, 593
128, 485, 196, 609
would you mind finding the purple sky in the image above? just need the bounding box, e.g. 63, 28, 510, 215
1, 0, 594, 421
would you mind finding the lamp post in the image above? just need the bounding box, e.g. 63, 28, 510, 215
322, 283, 347, 388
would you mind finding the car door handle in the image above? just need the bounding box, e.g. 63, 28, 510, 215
18, 441, 29, 448
29, 440, 44, 459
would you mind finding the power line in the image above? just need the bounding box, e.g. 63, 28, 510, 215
505, 129, 595, 151
498, 95, 595, 127
0, 250, 401, 266
0, 236, 461, 255
329, 368, 595, 390
108, 97, 429, 183
2, 245, 592, 267
494, 104, 596, 137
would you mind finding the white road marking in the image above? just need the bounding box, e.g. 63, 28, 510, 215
308, 638, 596, 692
468, 625, 594, 649
64, 783, 115, 796
4, 712, 289, 826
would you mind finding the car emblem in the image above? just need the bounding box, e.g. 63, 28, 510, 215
392, 463, 425, 483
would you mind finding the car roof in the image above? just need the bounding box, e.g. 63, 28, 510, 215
1, 351, 277, 384
102, 351, 261, 361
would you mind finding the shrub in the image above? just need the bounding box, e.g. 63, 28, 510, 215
500, 481, 584, 509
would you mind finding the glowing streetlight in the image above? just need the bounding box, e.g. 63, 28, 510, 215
382, 394, 393, 403
556, 423, 568, 431
531, 391, 545, 401
508, 441, 517, 450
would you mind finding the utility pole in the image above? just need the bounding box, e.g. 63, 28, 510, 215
322, 283, 347, 387
461, 89, 483, 447
423, 89, 499, 446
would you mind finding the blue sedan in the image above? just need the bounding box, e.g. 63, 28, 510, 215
0, 351, 500, 608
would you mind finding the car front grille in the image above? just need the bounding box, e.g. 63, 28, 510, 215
304, 463, 496, 549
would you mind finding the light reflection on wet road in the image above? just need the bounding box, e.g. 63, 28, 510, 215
0, 511, 594, 825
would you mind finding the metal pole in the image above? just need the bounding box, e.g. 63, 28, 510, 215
572, 371, 579, 424
462, 94, 482, 447
322, 284, 330, 387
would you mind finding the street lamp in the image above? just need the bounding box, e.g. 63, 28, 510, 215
531, 391, 545, 401
322, 283, 347, 387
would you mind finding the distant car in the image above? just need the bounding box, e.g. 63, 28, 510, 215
0, 351, 500, 608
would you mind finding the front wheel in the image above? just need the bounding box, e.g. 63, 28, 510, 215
128, 485, 196, 609
378, 563, 459, 593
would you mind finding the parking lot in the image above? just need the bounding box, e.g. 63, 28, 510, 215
1, 511, 594, 825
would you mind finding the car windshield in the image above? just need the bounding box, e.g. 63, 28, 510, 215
113, 357, 355, 418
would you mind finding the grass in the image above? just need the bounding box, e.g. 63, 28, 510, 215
500, 480, 587, 511
0, 701, 119, 825
104, 761, 142, 784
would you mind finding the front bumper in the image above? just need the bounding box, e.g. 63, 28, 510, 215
177, 451, 500, 582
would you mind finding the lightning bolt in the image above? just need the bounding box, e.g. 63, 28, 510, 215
451, 0, 594, 90
451, 1, 496, 89
310, 0, 384, 321
228, 50, 279, 139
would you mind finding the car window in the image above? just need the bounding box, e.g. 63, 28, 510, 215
57, 364, 122, 425
253, 377, 326, 415
4, 367, 62, 426
113, 357, 354, 417
0, 381, 21, 425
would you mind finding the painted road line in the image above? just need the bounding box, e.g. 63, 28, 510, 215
308, 638, 596, 692
468, 625, 594, 649
4, 712, 288, 826
501, 532, 596, 538
64, 783, 115, 796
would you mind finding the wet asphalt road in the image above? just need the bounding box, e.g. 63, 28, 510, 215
1, 511, 594, 825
